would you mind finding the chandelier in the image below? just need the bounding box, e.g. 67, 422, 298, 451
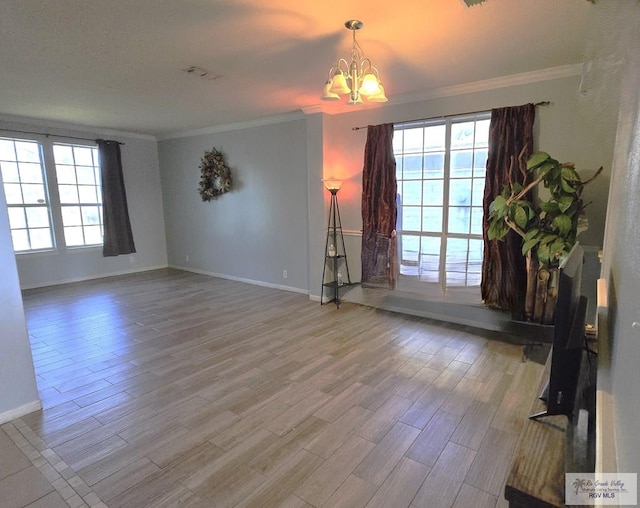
321, 20, 388, 105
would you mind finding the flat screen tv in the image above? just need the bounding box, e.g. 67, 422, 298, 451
530, 243, 587, 421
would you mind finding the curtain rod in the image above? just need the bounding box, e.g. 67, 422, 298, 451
351, 101, 551, 131
0, 128, 125, 145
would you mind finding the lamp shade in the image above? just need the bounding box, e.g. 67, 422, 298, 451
358, 73, 381, 96
323, 178, 343, 192
346, 91, 364, 106
329, 71, 351, 95
367, 83, 388, 102
321, 80, 340, 101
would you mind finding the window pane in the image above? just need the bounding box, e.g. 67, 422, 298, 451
474, 120, 490, 148
30, 228, 53, 250
15, 141, 40, 162
61, 206, 82, 226
403, 128, 424, 152
473, 149, 487, 178
449, 207, 471, 234
73, 146, 94, 166
4, 183, 23, 204
0, 161, 19, 182
81, 205, 100, 225
449, 179, 472, 206
424, 125, 445, 151
26, 207, 50, 228
59, 184, 79, 203
402, 206, 421, 231
400, 234, 420, 268
423, 153, 444, 179
84, 226, 102, 245
422, 207, 443, 233
78, 185, 98, 203
450, 150, 473, 177
0, 139, 16, 160
470, 207, 483, 235
401, 180, 422, 206
64, 226, 85, 246
472, 178, 485, 206
53, 145, 74, 165
8, 207, 26, 229
451, 121, 475, 149
420, 237, 441, 282
11, 229, 30, 251
22, 184, 46, 204
422, 180, 443, 205
56, 165, 77, 184
76, 165, 95, 185
18, 163, 43, 183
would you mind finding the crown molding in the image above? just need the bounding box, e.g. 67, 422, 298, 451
0, 114, 157, 142
159, 111, 306, 141
392, 63, 584, 106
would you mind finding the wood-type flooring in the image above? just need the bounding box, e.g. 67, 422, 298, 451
1, 269, 545, 507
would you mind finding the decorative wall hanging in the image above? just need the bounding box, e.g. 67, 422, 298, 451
198, 147, 232, 201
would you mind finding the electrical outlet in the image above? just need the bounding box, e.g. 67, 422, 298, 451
283, 270, 288, 279
185, 255, 190, 264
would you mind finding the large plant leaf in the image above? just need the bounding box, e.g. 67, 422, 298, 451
527, 151, 551, 171
557, 195, 575, 213
553, 214, 572, 235
489, 195, 507, 214
487, 219, 509, 240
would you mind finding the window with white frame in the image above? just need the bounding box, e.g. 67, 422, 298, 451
53, 143, 103, 247
0, 138, 54, 252
0, 136, 103, 253
393, 113, 490, 292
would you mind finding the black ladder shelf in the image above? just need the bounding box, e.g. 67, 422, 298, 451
321, 188, 352, 308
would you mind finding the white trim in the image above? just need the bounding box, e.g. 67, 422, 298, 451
19, 265, 169, 290
392, 63, 583, 106
0, 400, 42, 425
169, 264, 309, 295
0, 114, 156, 141
159, 111, 306, 140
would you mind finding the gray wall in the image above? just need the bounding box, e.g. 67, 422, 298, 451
158, 117, 309, 292
0, 173, 39, 422
597, 1, 640, 479
0, 119, 169, 288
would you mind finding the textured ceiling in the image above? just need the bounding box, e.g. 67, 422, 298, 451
0, 0, 593, 137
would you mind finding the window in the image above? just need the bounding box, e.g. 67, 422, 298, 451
0, 136, 103, 253
53, 144, 103, 247
394, 113, 490, 293
0, 138, 54, 251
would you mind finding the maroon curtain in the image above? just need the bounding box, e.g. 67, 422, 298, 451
481, 104, 535, 311
361, 123, 397, 288
98, 139, 136, 257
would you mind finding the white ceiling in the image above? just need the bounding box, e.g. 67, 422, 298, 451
0, 0, 593, 138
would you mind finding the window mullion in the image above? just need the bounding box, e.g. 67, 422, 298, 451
440, 119, 453, 292
41, 142, 65, 250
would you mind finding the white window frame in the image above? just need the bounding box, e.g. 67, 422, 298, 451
393, 112, 490, 298
0, 135, 103, 254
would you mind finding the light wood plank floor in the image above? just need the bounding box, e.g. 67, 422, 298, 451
4, 269, 547, 507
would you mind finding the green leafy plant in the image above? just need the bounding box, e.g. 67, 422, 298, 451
487, 151, 601, 269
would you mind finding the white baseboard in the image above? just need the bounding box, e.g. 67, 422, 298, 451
0, 400, 42, 425
169, 264, 309, 295
20, 265, 169, 290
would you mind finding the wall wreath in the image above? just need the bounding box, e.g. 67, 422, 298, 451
198, 147, 232, 201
